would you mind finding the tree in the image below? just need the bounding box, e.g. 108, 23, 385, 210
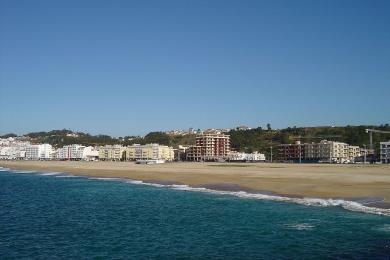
267, 123, 271, 131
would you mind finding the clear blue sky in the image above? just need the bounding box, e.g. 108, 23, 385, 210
1, 0, 389, 136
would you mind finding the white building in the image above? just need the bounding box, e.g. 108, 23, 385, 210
25, 144, 53, 160
0, 146, 18, 160
0, 138, 30, 160
227, 151, 266, 162
380, 141, 390, 164
57, 144, 84, 160
81, 146, 99, 161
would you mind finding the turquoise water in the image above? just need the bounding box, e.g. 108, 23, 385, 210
1, 170, 390, 259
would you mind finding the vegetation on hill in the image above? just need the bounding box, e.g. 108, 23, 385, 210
229, 124, 390, 158
0, 133, 18, 138
122, 132, 196, 147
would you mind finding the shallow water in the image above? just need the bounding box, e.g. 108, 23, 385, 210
1, 170, 389, 259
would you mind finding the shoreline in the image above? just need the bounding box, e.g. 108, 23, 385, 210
1, 160, 390, 213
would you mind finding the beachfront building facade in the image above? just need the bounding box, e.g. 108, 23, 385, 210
174, 145, 189, 161
57, 144, 85, 160
125, 144, 174, 161
0, 137, 30, 160
185, 145, 203, 161
25, 144, 53, 160
186, 132, 230, 161
80, 146, 99, 161
278, 140, 363, 163
227, 151, 266, 162
380, 141, 390, 164
98, 145, 125, 161
348, 145, 361, 162
278, 142, 303, 162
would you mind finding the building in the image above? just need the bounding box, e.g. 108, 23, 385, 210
174, 145, 189, 161
126, 144, 174, 161
0, 138, 30, 160
98, 145, 125, 161
227, 151, 266, 162
278, 142, 303, 162
81, 146, 99, 161
25, 144, 53, 160
186, 133, 230, 161
57, 144, 84, 160
380, 141, 390, 164
304, 140, 354, 163
277, 140, 363, 163
348, 145, 361, 162
185, 145, 203, 161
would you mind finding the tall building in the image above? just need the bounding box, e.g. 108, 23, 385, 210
25, 144, 53, 160
380, 141, 390, 163
57, 144, 84, 160
126, 144, 174, 161
186, 133, 230, 161
278, 142, 303, 162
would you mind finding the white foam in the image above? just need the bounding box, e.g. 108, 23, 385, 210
120, 179, 390, 217
0, 167, 10, 171
12, 170, 37, 174
89, 177, 121, 181
284, 223, 315, 231
8, 168, 388, 217
55, 175, 78, 178
38, 172, 63, 176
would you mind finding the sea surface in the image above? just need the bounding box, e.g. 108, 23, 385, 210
1, 169, 390, 259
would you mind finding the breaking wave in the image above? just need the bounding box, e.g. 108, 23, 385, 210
284, 223, 315, 230
5, 168, 390, 217
120, 180, 390, 217
38, 172, 63, 176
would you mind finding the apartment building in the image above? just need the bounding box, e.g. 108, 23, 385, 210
348, 146, 361, 162
98, 145, 125, 161
25, 144, 53, 160
185, 145, 203, 161
57, 144, 84, 160
186, 133, 230, 161
278, 141, 357, 163
278, 142, 303, 162
126, 144, 174, 161
380, 141, 390, 164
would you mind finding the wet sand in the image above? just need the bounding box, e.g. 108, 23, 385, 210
1, 160, 390, 205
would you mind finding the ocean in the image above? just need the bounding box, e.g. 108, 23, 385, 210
1, 169, 389, 259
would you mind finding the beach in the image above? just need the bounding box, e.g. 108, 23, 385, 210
1, 160, 390, 204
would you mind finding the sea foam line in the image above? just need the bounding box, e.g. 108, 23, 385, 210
122, 179, 390, 217
5, 169, 390, 217
38, 172, 63, 176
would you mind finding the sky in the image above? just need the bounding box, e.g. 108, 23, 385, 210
0, 0, 389, 136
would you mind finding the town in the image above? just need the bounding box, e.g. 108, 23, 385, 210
0, 126, 389, 164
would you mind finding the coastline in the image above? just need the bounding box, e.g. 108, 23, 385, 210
1, 161, 390, 210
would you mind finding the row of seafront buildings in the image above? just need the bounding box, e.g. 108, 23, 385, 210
2, 135, 389, 163
0, 133, 265, 162
278, 140, 378, 163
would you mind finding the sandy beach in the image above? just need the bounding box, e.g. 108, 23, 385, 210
1, 160, 390, 204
